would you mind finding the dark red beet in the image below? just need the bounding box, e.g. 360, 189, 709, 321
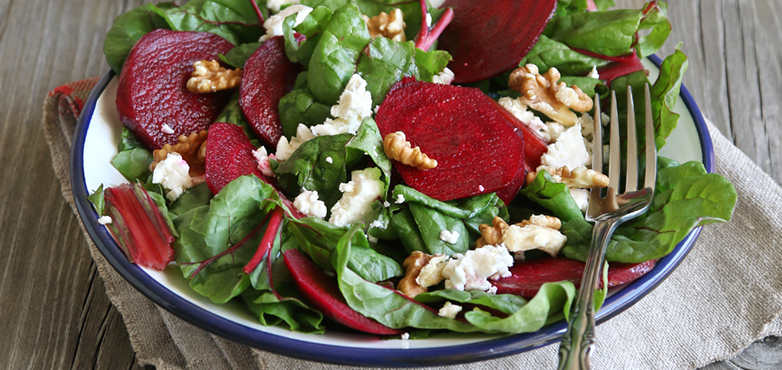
240, 36, 302, 147
375, 79, 526, 203
116, 29, 235, 149
205, 122, 268, 194
283, 249, 402, 335
438, 0, 558, 83
492, 256, 657, 298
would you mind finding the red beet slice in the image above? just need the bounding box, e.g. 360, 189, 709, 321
490, 98, 550, 175
375, 79, 526, 203
239, 36, 302, 147
492, 256, 657, 298
205, 122, 268, 194
116, 29, 235, 149
438, 0, 558, 83
283, 249, 402, 335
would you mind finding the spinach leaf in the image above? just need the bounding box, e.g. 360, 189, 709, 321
168, 182, 213, 217
346, 118, 392, 184
88, 184, 105, 215
408, 202, 469, 255
544, 1, 671, 58
416, 289, 528, 316
277, 89, 332, 138
150, 0, 265, 46
561, 161, 737, 263
392, 185, 503, 220
520, 35, 610, 76
519, 171, 584, 222
220, 42, 262, 69
111, 127, 153, 182
390, 208, 427, 254
214, 91, 259, 143
650, 45, 688, 150
103, 2, 174, 73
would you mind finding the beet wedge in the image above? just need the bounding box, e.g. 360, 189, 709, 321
240, 36, 302, 147
116, 29, 235, 149
283, 249, 402, 335
492, 256, 656, 298
438, 0, 557, 83
375, 78, 526, 204
205, 122, 269, 194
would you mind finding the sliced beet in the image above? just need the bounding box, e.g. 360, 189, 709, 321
205, 122, 267, 194
490, 98, 549, 174
116, 29, 235, 149
239, 36, 302, 147
283, 249, 402, 335
438, 0, 557, 84
492, 256, 657, 298
375, 78, 526, 203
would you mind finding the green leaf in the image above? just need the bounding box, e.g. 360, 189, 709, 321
242, 289, 325, 333
220, 42, 262, 69
168, 183, 213, 217
111, 127, 153, 182
150, 0, 265, 46
650, 45, 688, 150
346, 118, 392, 183
520, 171, 584, 222
103, 3, 174, 73
520, 35, 609, 76
408, 202, 469, 255
356, 37, 418, 107
416, 289, 528, 315
88, 184, 105, 216
277, 89, 332, 138
214, 91, 258, 142
390, 208, 427, 254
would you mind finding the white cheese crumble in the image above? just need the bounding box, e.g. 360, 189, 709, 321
329, 168, 384, 227
368, 235, 379, 243
369, 216, 389, 230
152, 152, 195, 201
587, 66, 600, 79
325, 156, 333, 164
275, 124, 316, 161
503, 224, 568, 257
438, 302, 463, 319
425, 13, 432, 28
252, 146, 276, 178
266, 0, 300, 13
570, 188, 590, 212
259, 5, 313, 42
441, 245, 513, 293
497, 97, 547, 135
395, 194, 405, 204
383, 201, 391, 208
540, 124, 590, 170
416, 254, 448, 288
439, 230, 460, 244
311, 74, 373, 137
432, 67, 455, 84
161, 123, 175, 135
478, 185, 485, 192
401, 332, 410, 340
98, 216, 112, 225
293, 190, 327, 219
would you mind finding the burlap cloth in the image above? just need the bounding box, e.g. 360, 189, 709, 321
43, 78, 782, 370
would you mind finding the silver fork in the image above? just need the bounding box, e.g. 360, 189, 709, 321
557, 84, 657, 370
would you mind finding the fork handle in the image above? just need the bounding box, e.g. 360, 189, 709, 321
557, 218, 620, 370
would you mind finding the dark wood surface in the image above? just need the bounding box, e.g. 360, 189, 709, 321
0, 0, 778, 369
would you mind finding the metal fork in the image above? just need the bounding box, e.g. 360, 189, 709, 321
557, 84, 657, 370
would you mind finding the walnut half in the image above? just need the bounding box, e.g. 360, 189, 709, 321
475, 217, 509, 248
398, 251, 431, 298
186, 60, 242, 93
508, 64, 593, 126
363, 8, 406, 42
150, 130, 208, 179
383, 131, 437, 170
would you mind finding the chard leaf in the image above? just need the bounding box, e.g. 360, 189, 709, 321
111, 127, 153, 182
88, 184, 105, 215
559, 76, 603, 97
220, 42, 262, 69
150, 0, 265, 46
103, 2, 174, 73
520, 35, 609, 76
520, 171, 584, 222
277, 89, 331, 138
650, 46, 688, 149
168, 183, 213, 217
356, 37, 419, 107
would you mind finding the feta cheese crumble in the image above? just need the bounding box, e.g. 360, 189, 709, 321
441, 245, 513, 293
152, 152, 195, 201
325, 156, 333, 164
329, 168, 384, 227
587, 66, 600, 79
275, 124, 316, 161
161, 123, 175, 134
432, 67, 455, 84
401, 332, 410, 340
498, 97, 547, 135
569, 188, 590, 212
293, 190, 328, 219
438, 302, 463, 319
252, 146, 276, 178
98, 216, 112, 225
310, 74, 373, 137
540, 124, 590, 170
439, 230, 460, 244
259, 5, 313, 42
266, 0, 300, 13
395, 194, 405, 204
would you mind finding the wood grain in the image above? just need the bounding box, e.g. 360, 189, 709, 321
0, 0, 778, 369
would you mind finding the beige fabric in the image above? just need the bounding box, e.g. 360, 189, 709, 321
44, 87, 782, 369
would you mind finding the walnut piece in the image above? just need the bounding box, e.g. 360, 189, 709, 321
526, 165, 609, 189
363, 8, 406, 42
186, 60, 242, 93
508, 64, 593, 126
475, 217, 509, 248
150, 130, 208, 179
383, 131, 437, 170
399, 251, 431, 298
517, 214, 562, 230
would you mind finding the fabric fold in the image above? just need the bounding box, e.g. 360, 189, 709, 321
44, 78, 782, 370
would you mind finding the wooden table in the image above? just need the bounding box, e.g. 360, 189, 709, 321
0, 0, 778, 369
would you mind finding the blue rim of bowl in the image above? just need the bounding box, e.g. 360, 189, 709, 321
71, 54, 713, 367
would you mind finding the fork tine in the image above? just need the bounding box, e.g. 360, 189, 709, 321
589, 95, 603, 218
608, 90, 621, 192
644, 83, 657, 189
625, 86, 638, 191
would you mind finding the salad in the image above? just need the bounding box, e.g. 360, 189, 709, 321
89, 0, 738, 338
